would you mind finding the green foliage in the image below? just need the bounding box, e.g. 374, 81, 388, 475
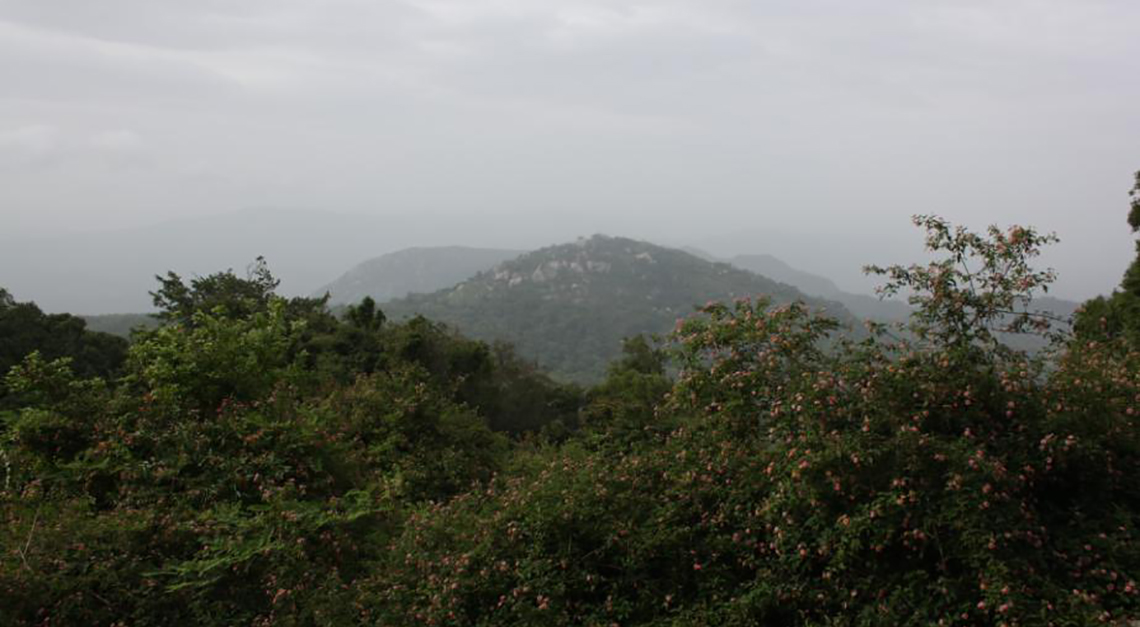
367, 217, 1140, 626
0, 289, 127, 408
346, 296, 385, 331
380, 316, 583, 435
383, 235, 858, 383
1075, 171, 1140, 346
151, 257, 279, 325
0, 272, 519, 624
150, 256, 329, 328
127, 300, 304, 415
579, 335, 674, 446
5, 214, 1140, 625
1128, 170, 1140, 233
866, 215, 1064, 357
470, 342, 584, 436
316, 365, 509, 502
3, 353, 111, 479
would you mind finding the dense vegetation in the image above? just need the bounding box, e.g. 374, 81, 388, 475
3, 180, 1140, 625
1074, 172, 1140, 345
0, 290, 128, 410
384, 235, 858, 383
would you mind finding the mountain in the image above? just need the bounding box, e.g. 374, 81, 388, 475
728, 252, 1081, 350
381, 235, 859, 383
0, 207, 547, 315
725, 254, 1081, 328
728, 254, 845, 301
316, 246, 525, 306
81, 313, 160, 338
727, 253, 913, 322
993, 295, 1082, 352
1031, 296, 1081, 320
0, 208, 405, 314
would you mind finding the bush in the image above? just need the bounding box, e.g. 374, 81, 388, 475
0, 296, 508, 624
5, 216, 1140, 625
365, 217, 1140, 626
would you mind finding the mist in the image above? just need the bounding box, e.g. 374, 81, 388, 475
2, 0, 1138, 313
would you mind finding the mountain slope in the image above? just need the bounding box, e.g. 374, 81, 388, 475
0, 207, 540, 315
81, 313, 160, 338
727, 253, 914, 322
725, 254, 1080, 327
728, 254, 844, 299
316, 246, 525, 306
382, 235, 858, 383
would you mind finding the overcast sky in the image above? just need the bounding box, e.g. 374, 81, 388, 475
1, 0, 1138, 301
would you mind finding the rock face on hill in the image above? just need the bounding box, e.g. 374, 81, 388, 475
382, 235, 858, 382
315, 246, 525, 306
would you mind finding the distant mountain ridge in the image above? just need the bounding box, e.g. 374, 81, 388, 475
0, 208, 404, 314
316, 246, 524, 306
82, 313, 159, 338
728, 254, 845, 300
381, 235, 859, 382
726, 254, 1081, 325
0, 207, 537, 315
726, 253, 913, 322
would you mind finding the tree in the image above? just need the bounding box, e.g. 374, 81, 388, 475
1074, 170, 1140, 344
0, 288, 127, 408
371, 217, 1140, 626
0, 289, 507, 624
151, 256, 328, 327
865, 215, 1064, 358
580, 335, 673, 445
345, 296, 385, 331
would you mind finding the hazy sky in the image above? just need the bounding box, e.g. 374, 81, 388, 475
1, 0, 1138, 301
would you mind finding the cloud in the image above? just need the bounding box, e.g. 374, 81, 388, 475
0, 124, 60, 153
88, 129, 143, 152
0, 125, 148, 173
0, 0, 1136, 301
0, 124, 63, 167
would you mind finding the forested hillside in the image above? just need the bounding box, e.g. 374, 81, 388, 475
81, 313, 159, 338
0, 290, 127, 409
383, 235, 859, 382
4, 0, 1135, 622
3, 187, 1140, 624
316, 246, 526, 306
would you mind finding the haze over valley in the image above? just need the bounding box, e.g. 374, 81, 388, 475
2, 1, 1137, 311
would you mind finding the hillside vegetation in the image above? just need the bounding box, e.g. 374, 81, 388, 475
0, 290, 127, 409
384, 235, 858, 382
3, 178, 1140, 625
81, 313, 160, 338
316, 246, 525, 307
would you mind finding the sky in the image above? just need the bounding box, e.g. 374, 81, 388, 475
1, 0, 1138, 306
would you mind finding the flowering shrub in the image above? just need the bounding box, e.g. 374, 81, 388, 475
866, 215, 1064, 354
367, 218, 1140, 626
4, 216, 1140, 625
